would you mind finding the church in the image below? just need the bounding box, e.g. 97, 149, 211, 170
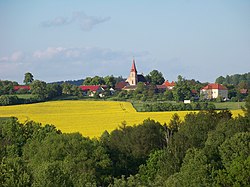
119, 59, 147, 90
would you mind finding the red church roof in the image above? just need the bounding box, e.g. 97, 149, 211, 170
79, 85, 101, 92
130, 59, 137, 73
163, 81, 175, 87
13, 85, 30, 91
201, 83, 227, 90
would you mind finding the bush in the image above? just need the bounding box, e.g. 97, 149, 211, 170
142, 102, 216, 112
0, 95, 19, 106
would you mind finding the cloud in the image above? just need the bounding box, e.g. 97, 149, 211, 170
0, 51, 24, 62
0, 46, 149, 83
73, 11, 110, 31
41, 11, 110, 31
33, 47, 66, 59
41, 17, 72, 27
32, 46, 146, 62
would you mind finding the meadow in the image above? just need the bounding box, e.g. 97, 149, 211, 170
0, 101, 244, 137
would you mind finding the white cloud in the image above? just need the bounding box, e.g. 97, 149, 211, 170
41, 11, 110, 31
0, 51, 24, 62
0, 46, 149, 83
41, 17, 72, 27
73, 11, 110, 31
33, 47, 66, 59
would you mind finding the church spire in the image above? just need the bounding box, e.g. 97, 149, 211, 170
126, 58, 138, 86
131, 58, 137, 73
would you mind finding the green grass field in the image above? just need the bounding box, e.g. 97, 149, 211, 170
213, 102, 245, 110
0, 101, 244, 138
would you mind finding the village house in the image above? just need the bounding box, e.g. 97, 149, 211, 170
13, 85, 31, 92
200, 83, 228, 100
79, 85, 105, 97
162, 80, 175, 90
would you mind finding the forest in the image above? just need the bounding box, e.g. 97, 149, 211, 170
1, 96, 249, 186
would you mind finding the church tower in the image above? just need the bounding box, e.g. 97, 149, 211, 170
126, 58, 138, 85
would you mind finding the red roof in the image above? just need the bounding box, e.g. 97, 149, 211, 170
79, 85, 101, 92
191, 89, 198, 94
13, 85, 30, 91
201, 83, 227, 90
130, 59, 137, 73
163, 81, 175, 87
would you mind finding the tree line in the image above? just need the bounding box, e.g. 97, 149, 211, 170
1, 96, 249, 186
1, 71, 249, 106
142, 102, 216, 112
216, 72, 250, 87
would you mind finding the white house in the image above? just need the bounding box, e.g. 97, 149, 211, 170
200, 83, 228, 100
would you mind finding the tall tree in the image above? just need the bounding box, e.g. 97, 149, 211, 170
147, 70, 165, 85
30, 80, 48, 100
173, 75, 192, 101
23, 72, 34, 85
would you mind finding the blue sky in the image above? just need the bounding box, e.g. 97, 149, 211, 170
0, 0, 249, 83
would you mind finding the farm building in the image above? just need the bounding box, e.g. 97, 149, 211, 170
200, 83, 228, 100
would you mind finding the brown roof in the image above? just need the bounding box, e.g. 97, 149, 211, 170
156, 85, 167, 89
115, 81, 127, 90
123, 85, 137, 90
201, 83, 227, 90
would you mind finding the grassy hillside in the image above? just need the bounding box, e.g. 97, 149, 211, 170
0, 101, 244, 137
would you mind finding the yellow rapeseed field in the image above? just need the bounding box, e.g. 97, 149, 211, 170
0, 101, 244, 138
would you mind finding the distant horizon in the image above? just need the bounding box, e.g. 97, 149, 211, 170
1, 1, 249, 84
2, 69, 249, 85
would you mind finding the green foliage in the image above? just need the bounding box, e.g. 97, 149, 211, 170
23, 72, 34, 85
164, 90, 174, 101
146, 70, 165, 85
83, 75, 122, 88
23, 133, 111, 186
101, 119, 166, 177
0, 157, 31, 187
0, 80, 17, 95
30, 80, 48, 100
173, 75, 192, 101
47, 83, 62, 99
0, 95, 19, 106
215, 72, 250, 87
142, 102, 215, 112
215, 132, 250, 187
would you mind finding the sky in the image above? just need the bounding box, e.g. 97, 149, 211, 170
0, 0, 249, 84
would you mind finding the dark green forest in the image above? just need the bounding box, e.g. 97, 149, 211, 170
1, 96, 250, 186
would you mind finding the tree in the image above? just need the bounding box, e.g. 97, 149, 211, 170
104, 75, 116, 88
30, 80, 48, 100
147, 70, 165, 85
215, 132, 250, 186
164, 90, 174, 101
61, 83, 72, 95
101, 119, 166, 178
215, 76, 226, 84
47, 84, 62, 99
173, 75, 192, 101
23, 72, 34, 85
